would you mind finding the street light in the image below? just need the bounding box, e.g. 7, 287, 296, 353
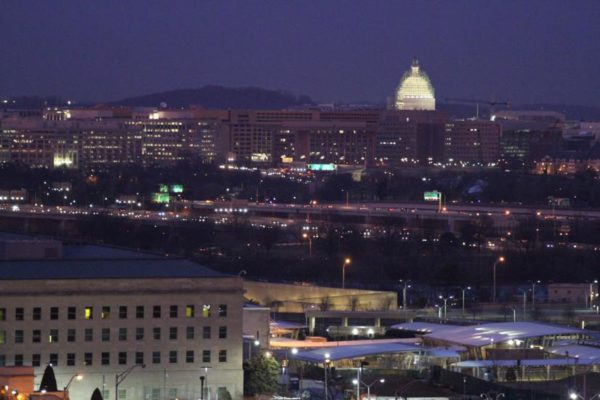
115, 364, 145, 400
461, 286, 471, 316
342, 258, 351, 289
302, 232, 312, 257
492, 256, 505, 303
199, 366, 211, 400
323, 354, 331, 400
531, 280, 540, 308
64, 374, 82, 398
439, 295, 454, 321
354, 378, 385, 400
399, 280, 411, 310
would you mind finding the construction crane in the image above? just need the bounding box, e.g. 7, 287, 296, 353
444, 98, 510, 119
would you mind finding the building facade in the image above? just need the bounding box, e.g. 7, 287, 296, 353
0, 241, 244, 400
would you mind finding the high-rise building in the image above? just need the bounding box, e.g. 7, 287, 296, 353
443, 120, 502, 166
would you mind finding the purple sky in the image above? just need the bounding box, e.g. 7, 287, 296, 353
1, 0, 599, 105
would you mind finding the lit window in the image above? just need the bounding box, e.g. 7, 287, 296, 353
85, 306, 93, 320
186, 305, 195, 318
102, 306, 111, 319
202, 305, 211, 318
48, 329, 58, 343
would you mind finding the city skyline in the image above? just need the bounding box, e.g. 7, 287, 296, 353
1, 1, 600, 106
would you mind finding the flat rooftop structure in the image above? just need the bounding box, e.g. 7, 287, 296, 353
393, 321, 583, 347
0, 232, 228, 280
0, 258, 227, 280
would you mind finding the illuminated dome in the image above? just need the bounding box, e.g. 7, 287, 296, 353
395, 58, 436, 110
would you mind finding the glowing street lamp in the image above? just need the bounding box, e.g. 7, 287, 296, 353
302, 232, 312, 257
342, 258, 351, 289
493, 256, 505, 303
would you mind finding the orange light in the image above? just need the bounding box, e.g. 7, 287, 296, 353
498, 256, 505, 263
344, 258, 351, 265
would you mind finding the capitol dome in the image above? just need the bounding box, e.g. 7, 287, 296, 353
395, 58, 436, 111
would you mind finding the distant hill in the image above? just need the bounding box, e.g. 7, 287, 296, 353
109, 85, 314, 109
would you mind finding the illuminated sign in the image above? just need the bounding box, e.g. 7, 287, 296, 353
152, 193, 171, 203
159, 184, 169, 193
171, 185, 183, 193
308, 164, 336, 171
424, 191, 441, 201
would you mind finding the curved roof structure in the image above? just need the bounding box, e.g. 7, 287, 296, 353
291, 341, 421, 362
393, 321, 582, 347
395, 58, 436, 111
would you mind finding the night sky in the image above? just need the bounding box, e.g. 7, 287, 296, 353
2, 1, 599, 106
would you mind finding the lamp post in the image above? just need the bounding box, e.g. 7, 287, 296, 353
461, 286, 471, 316
342, 258, 351, 289
115, 364, 145, 400
324, 353, 330, 400
302, 232, 312, 257
355, 378, 385, 400
64, 374, 82, 399
199, 366, 211, 400
492, 256, 505, 303
531, 280, 540, 308
399, 280, 411, 310
439, 295, 453, 321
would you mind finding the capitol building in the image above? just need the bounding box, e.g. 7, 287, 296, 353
395, 58, 436, 111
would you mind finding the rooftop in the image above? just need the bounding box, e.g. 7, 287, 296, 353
393, 321, 582, 347
0, 258, 227, 280
0, 232, 227, 280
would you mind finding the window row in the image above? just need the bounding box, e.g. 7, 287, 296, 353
0, 326, 228, 344
0, 304, 228, 321
0, 349, 227, 367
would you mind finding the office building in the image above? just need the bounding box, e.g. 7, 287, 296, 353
0, 237, 244, 400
